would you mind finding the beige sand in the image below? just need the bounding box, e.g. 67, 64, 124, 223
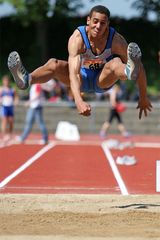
0, 194, 160, 240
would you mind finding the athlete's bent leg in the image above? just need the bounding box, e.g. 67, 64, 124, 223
125, 42, 142, 81
97, 43, 142, 89
31, 58, 70, 86
8, 52, 70, 90
97, 57, 127, 89
8, 51, 29, 90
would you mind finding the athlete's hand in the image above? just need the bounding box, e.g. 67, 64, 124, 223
137, 97, 152, 119
75, 100, 91, 116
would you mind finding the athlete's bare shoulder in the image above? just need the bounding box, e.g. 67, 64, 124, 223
112, 32, 128, 62
68, 29, 85, 55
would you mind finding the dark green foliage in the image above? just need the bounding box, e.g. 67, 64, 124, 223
132, 0, 160, 21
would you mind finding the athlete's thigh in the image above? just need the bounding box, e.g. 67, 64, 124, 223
52, 59, 70, 86
97, 59, 119, 88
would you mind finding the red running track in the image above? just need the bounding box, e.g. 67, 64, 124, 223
0, 134, 160, 195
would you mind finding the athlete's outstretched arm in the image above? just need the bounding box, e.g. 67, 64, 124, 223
68, 30, 91, 116
113, 33, 152, 119
135, 63, 152, 119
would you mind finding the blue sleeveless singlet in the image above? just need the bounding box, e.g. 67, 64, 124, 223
78, 26, 115, 93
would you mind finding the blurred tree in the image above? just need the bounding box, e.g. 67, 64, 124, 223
0, 0, 99, 61
131, 0, 160, 21
0, 0, 50, 25
0, 0, 102, 22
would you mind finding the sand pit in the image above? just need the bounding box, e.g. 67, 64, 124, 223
0, 194, 160, 240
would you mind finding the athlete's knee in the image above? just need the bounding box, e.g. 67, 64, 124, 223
44, 58, 59, 72
109, 57, 122, 72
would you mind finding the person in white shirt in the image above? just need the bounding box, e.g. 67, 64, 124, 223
17, 83, 48, 144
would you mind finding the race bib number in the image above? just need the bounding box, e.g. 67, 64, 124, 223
83, 59, 104, 70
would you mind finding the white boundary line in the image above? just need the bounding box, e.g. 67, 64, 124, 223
134, 142, 160, 148
19, 139, 102, 146
1, 186, 119, 191
53, 140, 160, 148
0, 139, 158, 192
1, 139, 160, 148
0, 142, 56, 188
156, 160, 160, 192
0, 141, 15, 148
101, 142, 129, 195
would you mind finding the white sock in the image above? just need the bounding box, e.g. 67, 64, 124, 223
124, 67, 127, 77
124, 65, 131, 80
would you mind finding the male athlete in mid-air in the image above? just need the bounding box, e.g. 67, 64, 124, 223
7, 5, 152, 119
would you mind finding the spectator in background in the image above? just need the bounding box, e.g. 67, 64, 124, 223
0, 75, 18, 144
99, 84, 130, 138
16, 83, 48, 144
41, 79, 69, 102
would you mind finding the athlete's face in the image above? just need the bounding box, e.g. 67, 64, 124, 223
87, 12, 109, 38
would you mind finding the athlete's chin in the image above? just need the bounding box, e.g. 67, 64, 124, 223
92, 32, 102, 38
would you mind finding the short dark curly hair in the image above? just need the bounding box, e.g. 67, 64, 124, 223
89, 5, 110, 19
